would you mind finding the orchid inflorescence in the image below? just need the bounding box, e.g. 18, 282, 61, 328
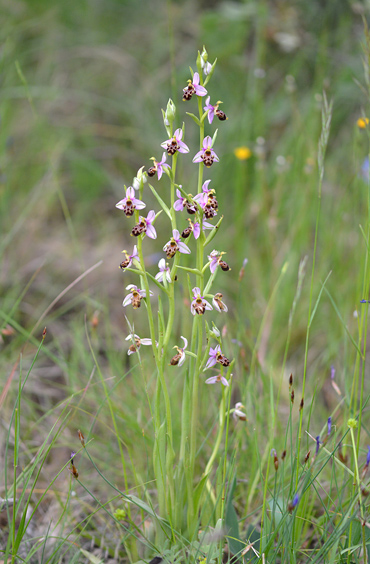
114, 47, 244, 532
115, 48, 235, 385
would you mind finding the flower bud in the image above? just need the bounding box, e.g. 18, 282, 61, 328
164, 98, 176, 126
271, 449, 278, 471
200, 46, 208, 64
210, 325, 220, 338
197, 46, 212, 76
347, 418, 358, 429
133, 166, 147, 191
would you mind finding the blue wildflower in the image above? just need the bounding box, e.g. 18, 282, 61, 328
361, 156, 369, 182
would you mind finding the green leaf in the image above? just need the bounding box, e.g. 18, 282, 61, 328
200, 110, 210, 124
176, 183, 193, 200
126, 494, 163, 521
196, 51, 202, 76
161, 109, 171, 137
204, 58, 217, 86
211, 128, 218, 147
267, 497, 284, 527
153, 422, 167, 519
309, 270, 331, 327
176, 265, 202, 276
225, 475, 244, 560
80, 549, 104, 564
204, 216, 223, 247
148, 184, 172, 220
186, 112, 201, 126
324, 287, 363, 357
193, 470, 211, 516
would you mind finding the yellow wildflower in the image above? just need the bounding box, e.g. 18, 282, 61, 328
357, 117, 369, 129
234, 146, 252, 160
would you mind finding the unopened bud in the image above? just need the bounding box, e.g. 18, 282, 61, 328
197, 47, 216, 81
338, 442, 348, 465
291, 390, 294, 404
289, 373, 293, 387
327, 416, 332, 436
281, 450, 287, 461
348, 418, 358, 429
304, 450, 311, 464
210, 325, 220, 338
200, 46, 208, 64
271, 449, 278, 471
299, 398, 304, 411
91, 311, 99, 329
69, 463, 79, 479
165, 98, 176, 125
133, 166, 147, 191
78, 429, 85, 447
238, 258, 248, 282
288, 493, 299, 513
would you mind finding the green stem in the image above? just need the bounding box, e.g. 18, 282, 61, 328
137, 236, 172, 442
349, 426, 367, 563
